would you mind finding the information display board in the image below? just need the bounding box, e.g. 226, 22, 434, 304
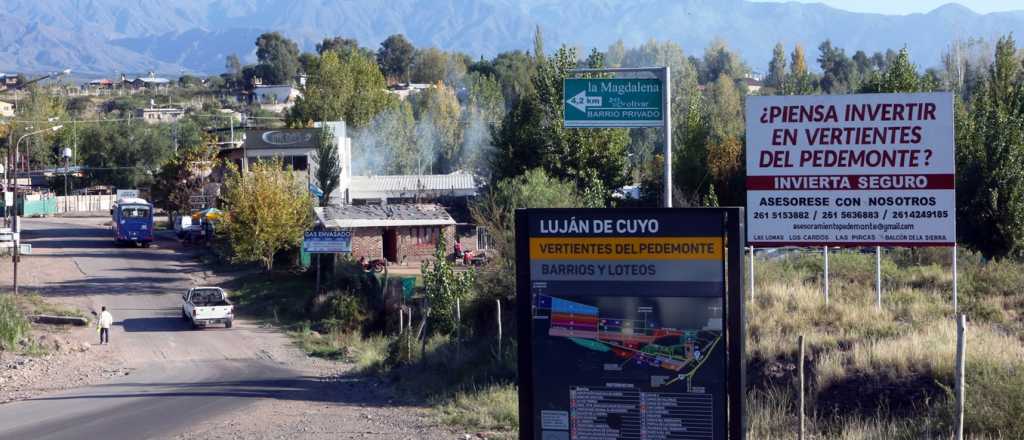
516, 208, 745, 440
745, 93, 954, 247
302, 230, 352, 253
563, 78, 665, 128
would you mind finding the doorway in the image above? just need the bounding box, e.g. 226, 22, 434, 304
383, 229, 398, 262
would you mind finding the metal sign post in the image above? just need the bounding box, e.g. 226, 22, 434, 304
565, 67, 672, 207
303, 230, 353, 297
876, 246, 882, 310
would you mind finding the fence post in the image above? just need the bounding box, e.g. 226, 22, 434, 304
955, 314, 966, 440
496, 299, 503, 355
876, 246, 882, 310
749, 246, 755, 302
398, 306, 404, 335
823, 246, 830, 306
953, 245, 959, 315
799, 335, 805, 440
455, 297, 462, 361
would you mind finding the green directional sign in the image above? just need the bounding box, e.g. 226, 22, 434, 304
563, 78, 664, 128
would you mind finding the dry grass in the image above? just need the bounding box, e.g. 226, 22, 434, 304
747, 250, 1024, 439
438, 384, 518, 436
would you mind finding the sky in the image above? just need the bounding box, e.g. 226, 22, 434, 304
750, 0, 1024, 15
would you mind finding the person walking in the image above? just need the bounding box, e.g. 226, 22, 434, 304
97, 306, 113, 345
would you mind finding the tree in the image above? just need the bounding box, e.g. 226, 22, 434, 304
178, 75, 202, 88
65, 97, 91, 117
674, 91, 711, 205
288, 50, 390, 128
533, 25, 545, 60
817, 40, 855, 93
411, 48, 448, 84
705, 74, 745, 205
411, 83, 462, 173
225, 53, 242, 86
470, 168, 593, 298
13, 90, 66, 171
76, 120, 184, 189
465, 72, 506, 128
421, 234, 475, 334
298, 52, 318, 74
221, 159, 314, 271
151, 139, 220, 215
312, 125, 340, 207
784, 44, 817, 95
255, 32, 300, 85
701, 39, 747, 83
317, 37, 360, 56
493, 45, 630, 205
957, 35, 1024, 259
619, 39, 699, 184
859, 48, 934, 93
491, 50, 536, 106
205, 75, 226, 90
352, 99, 417, 174
606, 39, 626, 67
376, 34, 415, 83
463, 72, 506, 177
766, 43, 787, 90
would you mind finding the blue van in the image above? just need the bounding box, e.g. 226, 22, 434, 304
111, 198, 154, 247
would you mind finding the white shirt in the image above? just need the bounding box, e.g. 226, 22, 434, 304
99, 311, 113, 329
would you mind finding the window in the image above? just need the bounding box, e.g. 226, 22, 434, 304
413, 227, 439, 246
121, 206, 150, 219
478, 227, 493, 250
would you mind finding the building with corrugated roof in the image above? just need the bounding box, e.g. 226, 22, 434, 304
315, 204, 456, 264
345, 173, 477, 205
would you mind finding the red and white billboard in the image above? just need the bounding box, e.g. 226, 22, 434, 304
745, 92, 955, 247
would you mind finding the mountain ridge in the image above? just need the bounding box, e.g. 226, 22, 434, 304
1, 0, 1022, 76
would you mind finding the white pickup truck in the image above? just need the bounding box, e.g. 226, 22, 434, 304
182, 287, 234, 329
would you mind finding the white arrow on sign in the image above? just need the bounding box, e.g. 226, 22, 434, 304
566, 90, 602, 113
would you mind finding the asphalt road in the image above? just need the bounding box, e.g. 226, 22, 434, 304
0, 217, 306, 440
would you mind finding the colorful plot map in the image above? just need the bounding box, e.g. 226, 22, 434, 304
535, 294, 722, 386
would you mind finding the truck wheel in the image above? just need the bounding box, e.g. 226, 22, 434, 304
142, 242, 151, 248
225, 319, 233, 329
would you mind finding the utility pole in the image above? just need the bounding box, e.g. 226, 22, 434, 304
11, 125, 64, 295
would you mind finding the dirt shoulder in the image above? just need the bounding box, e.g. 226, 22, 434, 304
0, 217, 457, 439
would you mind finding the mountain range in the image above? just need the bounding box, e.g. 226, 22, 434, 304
1, 0, 1023, 77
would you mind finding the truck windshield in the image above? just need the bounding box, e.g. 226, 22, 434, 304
191, 289, 227, 306
121, 206, 150, 219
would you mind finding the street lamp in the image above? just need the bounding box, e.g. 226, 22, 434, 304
14, 125, 63, 180
10, 124, 62, 295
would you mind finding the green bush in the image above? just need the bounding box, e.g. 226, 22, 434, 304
0, 295, 30, 350
960, 362, 1024, 439
320, 293, 368, 334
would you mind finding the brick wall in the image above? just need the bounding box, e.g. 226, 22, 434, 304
350, 227, 383, 260
335, 225, 458, 266
395, 225, 455, 265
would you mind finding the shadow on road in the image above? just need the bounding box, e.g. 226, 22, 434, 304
23, 276, 187, 297
22, 373, 421, 408
120, 317, 192, 332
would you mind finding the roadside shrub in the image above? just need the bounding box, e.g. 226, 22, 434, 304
332, 257, 375, 294
0, 295, 30, 350
960, 361, 1024, 439
320, 292, 368, 334
439, 384, 519, 433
